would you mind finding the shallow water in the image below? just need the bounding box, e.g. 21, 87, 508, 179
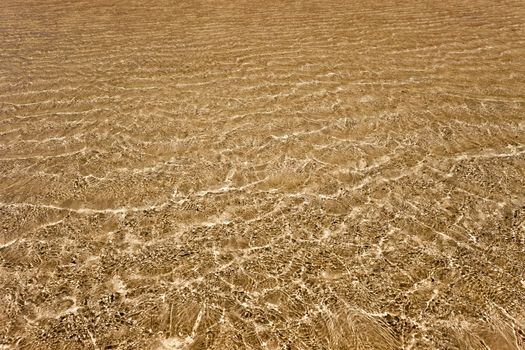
1, 0, 525, 349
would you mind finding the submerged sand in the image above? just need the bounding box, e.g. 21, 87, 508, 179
1, 0, 524, 349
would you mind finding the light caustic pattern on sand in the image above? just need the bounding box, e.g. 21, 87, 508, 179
1, 0, 525, 349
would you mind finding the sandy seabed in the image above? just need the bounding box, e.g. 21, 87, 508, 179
1, 0, 524, 349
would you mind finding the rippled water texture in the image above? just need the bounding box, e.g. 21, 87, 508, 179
1, 0, 525, 349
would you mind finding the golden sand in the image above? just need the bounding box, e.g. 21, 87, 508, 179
1, 0, 524, 349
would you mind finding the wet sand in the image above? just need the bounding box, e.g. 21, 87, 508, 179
1, 0, 525, 349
